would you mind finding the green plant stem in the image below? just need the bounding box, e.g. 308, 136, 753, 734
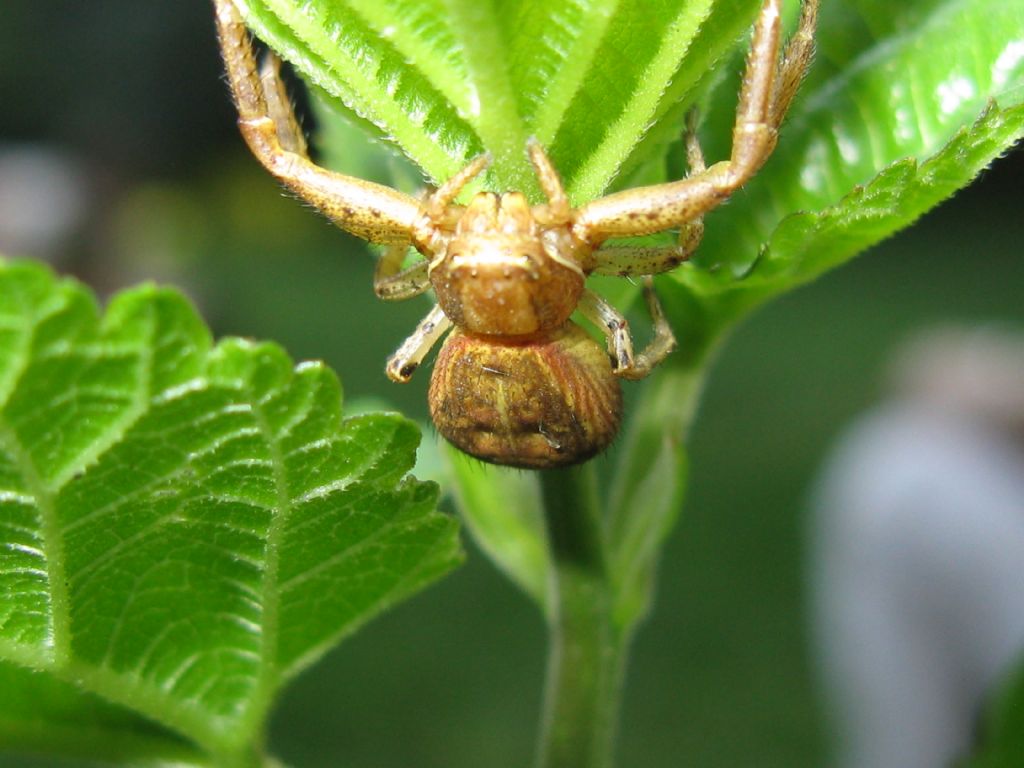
536, 465, 626, 768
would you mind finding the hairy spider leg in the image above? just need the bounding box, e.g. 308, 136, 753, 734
571, 0, 818, 244
257, 54, 307, 156
590, 110, 708, 278
580, 117, 701, 380
213, 0, 427, 245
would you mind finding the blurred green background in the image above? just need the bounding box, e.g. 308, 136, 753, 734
1, 2, 1022, 767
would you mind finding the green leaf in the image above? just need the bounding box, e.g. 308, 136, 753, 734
671, 0, 1024, 349
233, 0, 762, 198
238, 0, 1024, 306
0, 259, 462, 765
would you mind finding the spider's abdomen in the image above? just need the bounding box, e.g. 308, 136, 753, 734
430, 191, 584, 336
428, 321, 622, 469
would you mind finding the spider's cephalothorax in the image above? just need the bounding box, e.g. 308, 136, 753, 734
214, 0, 818, 468
430, 191, 585, 337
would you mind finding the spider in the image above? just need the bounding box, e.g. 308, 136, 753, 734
213, 0, 817, 469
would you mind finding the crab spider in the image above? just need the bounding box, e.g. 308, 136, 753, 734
214, 0, 817, 468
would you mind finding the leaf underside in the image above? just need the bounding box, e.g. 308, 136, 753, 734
676, 0, 1024, 349
0, 260, 462, 762
234, 0, 764, 199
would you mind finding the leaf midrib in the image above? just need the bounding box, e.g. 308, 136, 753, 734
0, 293, 155, 665
243, 377, 291, 734
0, 415, 66, 663
567, 0, 717, 202
530, 0, 622, 146
0, 282, 68, 663
443, 0, 531, 192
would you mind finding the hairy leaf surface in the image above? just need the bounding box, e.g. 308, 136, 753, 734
234, 0, 765, 197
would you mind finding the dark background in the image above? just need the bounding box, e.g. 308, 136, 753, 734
1, 2, 1022, 766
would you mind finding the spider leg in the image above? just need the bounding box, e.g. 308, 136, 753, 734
258, 54, 307, 156
385, 304, 452, 382
213, 0, 429, 246
592, 113, 707, 277
769, 0, 818, 127
579, 279, 677, 380
374, 154, 491, 300
424, 154, 490, 219
633, 278, 678, 377
374, 244, 431, 300
579, 290, 635, 373
572, 0, 817, 245
526, 139, 571, 225
589, 240, 697, 277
